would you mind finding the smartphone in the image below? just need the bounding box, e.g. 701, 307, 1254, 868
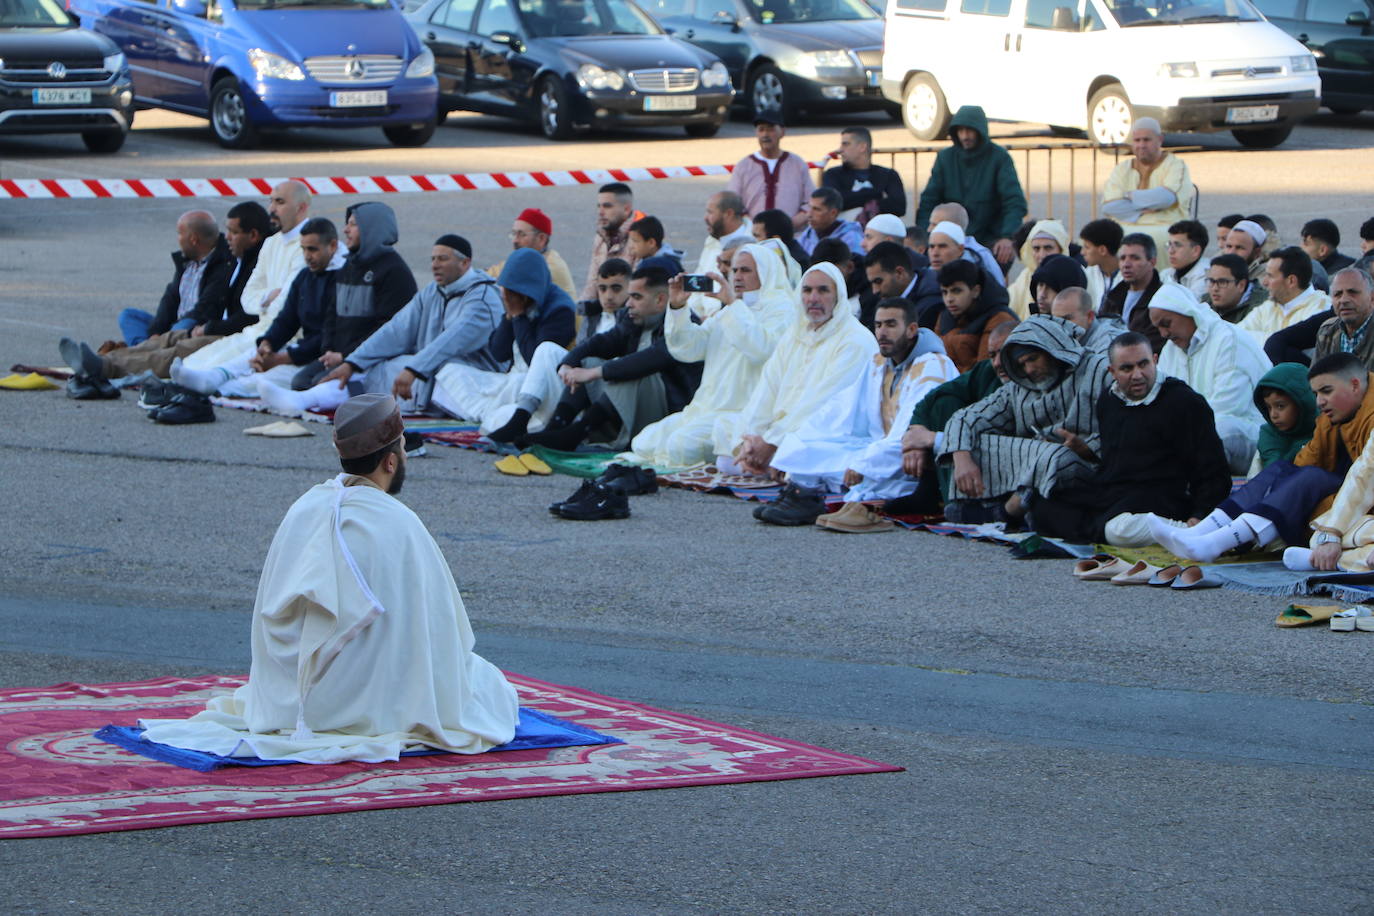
682, 274, 713, 293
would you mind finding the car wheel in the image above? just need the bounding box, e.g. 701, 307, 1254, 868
684, 120, 722, 138
748, 65, 788, 118
81, 129, 126, 153
538, 76, 573, 141
901, 73, 950, 141
210, 77, 260, 149
1087, 83, 1132, 146
383, 117, 437, 147
1231, 125, 1293, 149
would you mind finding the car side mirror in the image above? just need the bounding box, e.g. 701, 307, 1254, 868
66, 9, 80, 25
490, 29, 523, 51
1346, 9, 1370, 25
712, 10, 740, 29
173, 0, 208, 16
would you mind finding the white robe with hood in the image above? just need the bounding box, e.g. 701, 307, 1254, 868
628, 242, 797, 467
1153, 283, 1272, 474
1006, 220, 1070, 320
732, 261, 879, 456
1237, 285, 1331, 348
141, 475, 518, 764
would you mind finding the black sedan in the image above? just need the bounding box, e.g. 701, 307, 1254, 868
0, 0, 135, 152
406, 0, 734, 139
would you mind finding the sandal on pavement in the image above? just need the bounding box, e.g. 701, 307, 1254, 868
1073, 555, 1131, 581
1170, 566, 1223, 590
1275, 604, 1341, 628
518, 452, 552, 476
1331, 607, 1374, 632
1110, 560, 1162, 586
1148, 564, 1184, 587
494, 455, 529, 476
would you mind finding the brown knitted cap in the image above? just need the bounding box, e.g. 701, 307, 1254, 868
333, 393, 404, 459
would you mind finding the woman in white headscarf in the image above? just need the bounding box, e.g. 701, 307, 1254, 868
732, 260, 878, 476
626, 243, 797, 468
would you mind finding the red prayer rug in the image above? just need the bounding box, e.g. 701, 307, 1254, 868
0, 673, 902, 839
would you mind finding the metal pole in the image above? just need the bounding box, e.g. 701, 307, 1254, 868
1091, 145, 1098, 219
1046, 147, 1054, 219
1069, 146, 1076, 233
1024, 148, 1032, 216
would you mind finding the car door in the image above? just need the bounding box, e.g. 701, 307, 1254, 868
945, 0, 1018, 114
422, 0, 482, 108
1013, 0, 1107, 125
1298, 0, 1374, 105
155, 0, 217, 112
469, 0, 525, 111
683, 0, 750, 85
94, 0, 170, 100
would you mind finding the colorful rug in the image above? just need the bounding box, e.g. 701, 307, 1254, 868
0, 674, 901, 838
659, 464, 787, 502
1097, 543, 1276, 569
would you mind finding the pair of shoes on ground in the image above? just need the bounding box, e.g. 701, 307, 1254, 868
403, 431, 428, 457
59, 337, 119, 401
1073, 556, 1222, 590
596, 463, 657, 496
754, 483, 825, 526
548, 480, 629, 520
814, 501, 894, 534
146, 389, 214, 424
495, 453, 552, 476
1331, 607, 1374, 632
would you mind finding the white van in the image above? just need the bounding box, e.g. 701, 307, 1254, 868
880, 0, 1321, 148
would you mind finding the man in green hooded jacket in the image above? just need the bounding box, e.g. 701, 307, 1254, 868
916, 106, 1027, 269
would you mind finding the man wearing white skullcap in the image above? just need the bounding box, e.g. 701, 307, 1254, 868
862, 213, 907, 253
1101, 117, 1195, 255
1224, 219, 1276, 309
927, 201, 1006, 285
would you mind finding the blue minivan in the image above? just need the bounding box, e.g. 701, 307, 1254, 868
68, 0, 440, 147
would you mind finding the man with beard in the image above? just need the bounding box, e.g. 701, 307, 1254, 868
1100, 233, 1165, 351
688, 190, 754, 319
581, 182, 640, 302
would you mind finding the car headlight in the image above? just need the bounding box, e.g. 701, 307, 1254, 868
103, 51, 127, 73
576, 63, 624, 91
1157, 61, 1198, 78
406, 47, 435, 78
1290, 54, 1317, 72
799, 49, 859, 77
701, 61, 730, 88
248, 48, 305, 81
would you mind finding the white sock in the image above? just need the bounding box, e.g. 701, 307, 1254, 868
258, 381, 311, 417
1237, 512, 1278, 547
1190, 507, 1233, 535
171, 356, 232, 395
1283, 547, 1315, 571
1149, 513, 1252, 563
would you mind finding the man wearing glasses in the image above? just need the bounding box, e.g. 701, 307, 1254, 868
1205, 254, 1255, 325
489, 207, 577, 299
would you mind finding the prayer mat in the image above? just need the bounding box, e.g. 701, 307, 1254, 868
421, 429, 493, 451
1210, 562, 1374, 603
0, 673, 901, 838
1098, 543, 1275, 569
526, 445, 619, 479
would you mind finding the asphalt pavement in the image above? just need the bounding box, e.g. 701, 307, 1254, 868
1, 110, 1373, 914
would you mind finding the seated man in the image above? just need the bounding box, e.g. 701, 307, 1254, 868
581, 182, 639, 302
1239, 245, 1331, 346
732, 262, 878, 490
1150, 284, 1270, 473
926, 202, 1005, 284
864, 241, 943, 329
939, 314, 1111, 522
1078, 218, 1123, 310
139, 394, 518, 764
1159, 219, 1211, 298
926, 221, 1010, 312
115, 210, 234, 347
751, 207, 811, 270
1006, 219, 1069, 319
172, 217, 340, 397
1149, 352, 1374, 562
1028, 253, 1086, 317
1028, 332, 1231, 547
1100, 117, 1195, 253
1301, 218, 1356, 275
578, 257, 633, 343
765, 297, 958, 529
625, 215, 684, 276
1049, 286, 1125, 354
935, 259, 1017, 373
432, 248, 576, 437
628, 242, 796, 468
1222, 219, 1272, 309
822, 125, 906, 225
1207, 253, 1257, 324
1100, 232, 1165, 351
488, 207, 577, 299
1314, 267, 1374, 366
1215, 213, 1243, 252
860, 213, 907, 255
796, 187, 864, 257
277, 234, 504, 416
527, 266, 704, 452
809, 237, 863, 318
689, 191, 755, 318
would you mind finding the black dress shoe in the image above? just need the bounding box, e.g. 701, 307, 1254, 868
91, 375, 120, 399
65, 374, 100, 400
758, 484, 826, 526
137, 379, 191, 410
153, 392, 214, 425
556, 483, 630, 520
549, 479, 598, 515
599, 465, 658, 496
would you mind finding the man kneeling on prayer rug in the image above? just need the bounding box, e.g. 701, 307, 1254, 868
140, 394, 518, 764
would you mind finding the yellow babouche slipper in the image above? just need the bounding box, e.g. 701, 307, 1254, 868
494, 454, 530, 476
518, 452, 552, 476
0, 372, 59, 391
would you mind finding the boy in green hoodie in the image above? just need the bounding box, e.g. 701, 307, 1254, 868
1253, 362, 1318, 468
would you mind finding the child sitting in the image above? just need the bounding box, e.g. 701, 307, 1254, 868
1253, 362, 1317, 469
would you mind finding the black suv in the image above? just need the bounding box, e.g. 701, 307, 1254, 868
1254, 0, 1374, 114
0, 0, 135, 152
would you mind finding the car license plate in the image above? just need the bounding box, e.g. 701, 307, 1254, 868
33, 88, 92, 105
643, 94, 695, 112
330, 90, 387, 108
1225, 104, 1278, 124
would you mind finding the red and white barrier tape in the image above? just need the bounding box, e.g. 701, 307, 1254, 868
0, 161, 830, 201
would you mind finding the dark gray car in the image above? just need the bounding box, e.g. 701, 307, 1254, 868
1253, 0, 1374, 113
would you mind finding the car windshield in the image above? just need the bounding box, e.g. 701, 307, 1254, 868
744, 0, 877, 23
1103, 0, 1261, 26
516, 0, 660, 36
233, 0, 392, 9
0, 0, 73, 28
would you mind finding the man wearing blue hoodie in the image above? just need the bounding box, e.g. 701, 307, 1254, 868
432, 248, 576, 433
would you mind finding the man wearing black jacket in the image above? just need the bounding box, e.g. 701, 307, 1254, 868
528, 265, 703, 451
216, 200, 271, 337
114, 210, 235, 346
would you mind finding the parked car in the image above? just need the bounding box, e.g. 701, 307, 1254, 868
0, 0, 134, 152
882, 0, 1322, 148
68, 0, 439, 148
1252, 0, 1374, 114
406, 0, 733, 139
649, 0, 891, 120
